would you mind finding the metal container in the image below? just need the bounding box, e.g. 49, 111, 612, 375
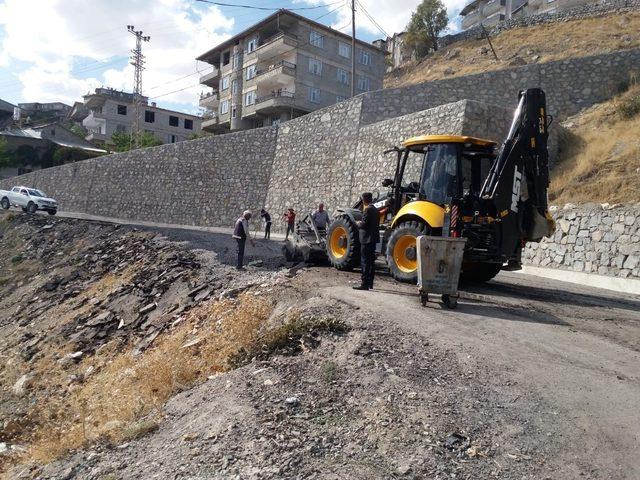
417, 235, 467, 308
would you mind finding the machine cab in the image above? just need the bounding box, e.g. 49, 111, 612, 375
400, 135, 497, 209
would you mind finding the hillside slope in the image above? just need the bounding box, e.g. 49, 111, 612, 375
386, 11, 640, 88
550, 84, 640, 204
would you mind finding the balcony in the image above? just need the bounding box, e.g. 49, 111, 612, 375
199, 90, 219, 109
482, 0, 505, 17
244, 32, 298, 64
199, 66, 220, 87
243, 91, 296, 117
201, 111, 219, 132
461, 9, 481, 29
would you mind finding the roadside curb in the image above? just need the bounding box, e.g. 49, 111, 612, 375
519, 265, 640, 296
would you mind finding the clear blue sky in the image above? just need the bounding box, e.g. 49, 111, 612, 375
0, 0, 466, 114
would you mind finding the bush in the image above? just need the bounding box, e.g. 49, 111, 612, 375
617, 94, 640, 119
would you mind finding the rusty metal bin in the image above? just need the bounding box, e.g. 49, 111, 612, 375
417, 235, 467, 309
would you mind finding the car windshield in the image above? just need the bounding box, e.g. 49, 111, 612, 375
28, 189, 45, 197
420, 143, 458, 205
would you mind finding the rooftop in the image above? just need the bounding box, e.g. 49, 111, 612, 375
196, 8, 382, 63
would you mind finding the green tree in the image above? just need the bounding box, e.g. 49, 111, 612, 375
405, 0, 448, 57
0, 138, 14, 168
69, 124, 88, 138
110, 131, 163, 152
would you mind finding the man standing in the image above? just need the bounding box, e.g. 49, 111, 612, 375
260, 208, 272, 240
354, 192, 379, 291
232, 210, 255, 270
312, 203, 330, 230
283, 208, 296, 241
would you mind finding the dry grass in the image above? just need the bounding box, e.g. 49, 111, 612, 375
550, 83, 640, 204
8, 293, 274, 470
386, 12, 640, 88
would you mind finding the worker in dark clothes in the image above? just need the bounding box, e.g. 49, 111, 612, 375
354, 192, 379, 291
232, 210, 255, 270
260, 208, 272, 240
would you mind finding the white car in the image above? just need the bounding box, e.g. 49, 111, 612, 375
0, 186, 58, 215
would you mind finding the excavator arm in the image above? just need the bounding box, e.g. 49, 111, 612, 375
480, 88, 554, 246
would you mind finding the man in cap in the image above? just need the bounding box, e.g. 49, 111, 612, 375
232, 210, 256, 270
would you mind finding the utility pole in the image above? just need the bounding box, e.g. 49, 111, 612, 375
350, 0, 356, 98
127, 25, 150, 149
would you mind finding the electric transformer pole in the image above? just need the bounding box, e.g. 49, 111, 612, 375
350, 0, 356, 98
127, 25, 150, 149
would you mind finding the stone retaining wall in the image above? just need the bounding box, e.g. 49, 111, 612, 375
366, 48, 640, 125
439, 0, 640, 49
524, 204, 640, 279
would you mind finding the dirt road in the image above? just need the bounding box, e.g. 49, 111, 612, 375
302, 267, 640, 478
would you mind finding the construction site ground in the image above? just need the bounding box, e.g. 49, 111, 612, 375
1, 212, 639, 479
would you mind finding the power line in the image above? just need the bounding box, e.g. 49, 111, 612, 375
150, 20, 353, 101
194, 0, 344, 11
150, 2, 350, 99
354, 0, 390, 38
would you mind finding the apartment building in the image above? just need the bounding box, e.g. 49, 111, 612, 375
196, 9, 385, 133
460, 0, 591, 30
69, 88, 202, 146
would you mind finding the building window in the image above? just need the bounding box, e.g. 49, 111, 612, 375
222, 50, 230, 66
337, 68, 349, 85
308, 58, 323, 76
220, 100, 229, 114
116, 124, 126, 133
359, 50, 372, 66
309, 30, 324, 48
50, 129, 55, 136
246, 64, 256, 80
309, 87, 321, 104
169, 115, 179, 127
184, 118, 193, 130
117, 104, 127, 115
231, 104, 237, 119
357, 75, 370, 91
221, 75, 230, 90
338, 42, 351, 58
245, 90, 256, 106
145, 110, 155, 123
231, 79, 238, 94
271, 116, 281, 126
246, 37, 258, 53
254, 119, 264, 128
169, 134, 177, 143
337, 95, 346, 103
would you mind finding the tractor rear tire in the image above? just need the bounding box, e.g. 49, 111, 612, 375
326, 216, 360, 271
386, 221, 429, 284
460, 262, 502, 283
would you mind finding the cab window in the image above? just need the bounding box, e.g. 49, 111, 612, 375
420, 143, 458, 205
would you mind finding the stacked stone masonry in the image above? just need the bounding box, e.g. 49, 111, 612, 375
439, 0, 640, 49
524, 204, 640, 279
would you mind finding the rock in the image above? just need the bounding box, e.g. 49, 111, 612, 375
443, 67, 455, 76
58, 351, 84, 366
194, 289, 211, 303
86, 311, 114, 327
0, 442, 7, 454
623, 255, 639, 270
284, 397, 299, 407
508, 56, 526, 66
139, 303, 157, 315
247, 259, 263, 267
12, 373, 34, 397
444, 49, 460, 60
187, 284, 208, 298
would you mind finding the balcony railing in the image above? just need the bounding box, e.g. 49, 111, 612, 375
256, 60, 296, 78
199, 66, 220, 85
255, 91, 295, 105
260, 31, 298, 47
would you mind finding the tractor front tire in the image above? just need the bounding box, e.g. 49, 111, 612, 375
386, 221, 429, 283
460, 262, 502, 283
326, 216, 360, 271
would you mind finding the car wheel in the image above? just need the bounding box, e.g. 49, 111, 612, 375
27, 202, 37, 214
47, 209, 57, 216
0, 197, 9, 210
